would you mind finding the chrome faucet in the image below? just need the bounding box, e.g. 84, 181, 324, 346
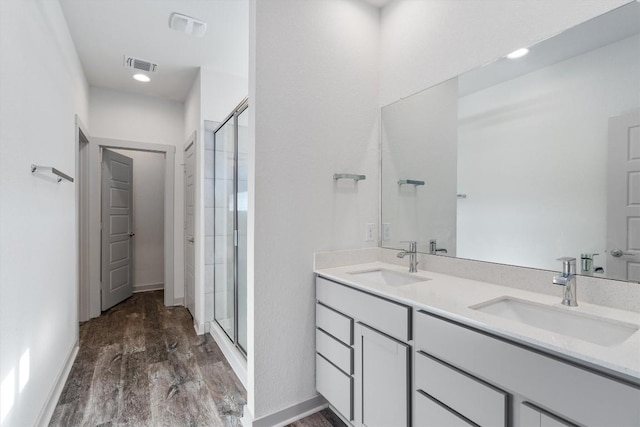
397, 241, 418, 273
553, 257, 577, 307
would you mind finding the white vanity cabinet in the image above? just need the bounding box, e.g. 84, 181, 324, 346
358, 323, 410, 427
315, 276, 411, 427
520, 403, 577, 427
413, 310, 640, 427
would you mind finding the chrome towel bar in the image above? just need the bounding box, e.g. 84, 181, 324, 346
31, 164, 74, 183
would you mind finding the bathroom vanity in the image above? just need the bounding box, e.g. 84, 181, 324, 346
314, 262, 640, 427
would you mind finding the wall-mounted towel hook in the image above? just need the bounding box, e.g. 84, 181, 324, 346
333, 173, 366, 181
31, 164, 74, 183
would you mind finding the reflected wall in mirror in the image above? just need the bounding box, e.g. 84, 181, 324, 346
381, 1, 640, 283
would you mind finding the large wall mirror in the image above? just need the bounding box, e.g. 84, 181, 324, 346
381, 1, 640, 283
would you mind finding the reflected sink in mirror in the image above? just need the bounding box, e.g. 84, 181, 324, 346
471, 297, 639, 347
348, 268, 429, 287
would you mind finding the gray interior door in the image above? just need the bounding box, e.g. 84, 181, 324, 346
101, 148, 134, 311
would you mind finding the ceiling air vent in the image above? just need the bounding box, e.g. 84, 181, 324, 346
124, 56, 158, 73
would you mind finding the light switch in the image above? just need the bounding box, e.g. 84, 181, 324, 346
365, 223, 376, 241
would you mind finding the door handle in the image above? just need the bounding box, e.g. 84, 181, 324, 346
611, 248, 635, 258
129, 232, 135, 237
187, 237, 195, 243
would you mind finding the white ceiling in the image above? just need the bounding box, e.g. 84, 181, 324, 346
60, 0, 249, 102
361, 0, 393, 7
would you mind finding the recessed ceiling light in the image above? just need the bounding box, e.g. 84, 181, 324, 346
133, 73, 151, 83
506, 48, 529, 59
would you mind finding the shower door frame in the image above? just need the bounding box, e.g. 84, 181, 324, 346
213, 97, 249, 358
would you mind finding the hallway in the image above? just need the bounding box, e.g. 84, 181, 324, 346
49, 291, 343, 427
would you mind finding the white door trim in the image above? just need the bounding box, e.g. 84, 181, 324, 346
184, 132, 196, 321
81, 136, 176, 318
75, 115, 91, 323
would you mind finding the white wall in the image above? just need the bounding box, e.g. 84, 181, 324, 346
379, 0, 632, 106
0, 1, 89, 425
111, 149, 165, 291
248, 0, 379, 420
381, 78, 458, 254
457, 34, 640, 271
89, 87, 185, 303
202, 68, 248, 121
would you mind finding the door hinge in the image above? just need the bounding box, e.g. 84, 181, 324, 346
234, 230, 238, 247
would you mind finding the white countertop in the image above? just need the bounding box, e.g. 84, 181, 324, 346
315, 261, 640, 383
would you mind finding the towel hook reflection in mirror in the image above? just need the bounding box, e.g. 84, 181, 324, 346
333, 173, 366, 181
398, 179, 425, 186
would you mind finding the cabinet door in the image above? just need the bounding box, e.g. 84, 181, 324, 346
357, 323, 410, 427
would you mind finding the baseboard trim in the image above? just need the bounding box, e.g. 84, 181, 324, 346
193, 321, 205, 336
242, 395, 328, 427
133, 282, 164, 293
174, 297, 184, 306
36, 342, 79, 427
209, 321, 247, 389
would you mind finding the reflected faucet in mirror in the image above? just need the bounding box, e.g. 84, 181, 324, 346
581, 253, 602, 275
397, 241, 418, 273
429, 240, 448, 255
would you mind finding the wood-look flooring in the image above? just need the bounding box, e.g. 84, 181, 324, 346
50, 291, 344, 427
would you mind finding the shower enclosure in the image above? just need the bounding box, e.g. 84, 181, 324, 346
212, 98, 248, 355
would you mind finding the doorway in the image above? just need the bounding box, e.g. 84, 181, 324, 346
101, 148, 166, 310
77, 135, 176, 320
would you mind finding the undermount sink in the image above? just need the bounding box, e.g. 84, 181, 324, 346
471, 297, 639, 347
348, 268, 429, 287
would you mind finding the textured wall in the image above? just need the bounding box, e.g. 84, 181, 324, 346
249, 0, 380, 419
0, 1, 89, 425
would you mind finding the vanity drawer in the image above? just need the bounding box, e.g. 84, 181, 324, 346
316, 354, 353, 421
414, 390, 476, 427
316, 276, 411, 341
415, 350, 507, 427
316, 302, 353, 345
316, 328, 353, 374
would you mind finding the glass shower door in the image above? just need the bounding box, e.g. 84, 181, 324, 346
214, 118, 236, 340
213, 99, 248, 356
